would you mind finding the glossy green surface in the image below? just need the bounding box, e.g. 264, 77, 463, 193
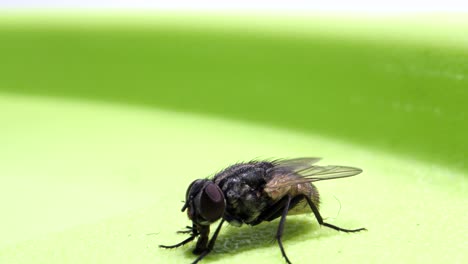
0, 13, 467, 264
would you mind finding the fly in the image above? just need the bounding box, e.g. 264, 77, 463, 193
160, 157, 366, 263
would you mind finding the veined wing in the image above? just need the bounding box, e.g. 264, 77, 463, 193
267, 158, 362, 189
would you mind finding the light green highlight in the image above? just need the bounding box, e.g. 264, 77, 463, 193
0, 94, 466, 263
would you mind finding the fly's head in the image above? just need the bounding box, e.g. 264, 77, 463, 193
182, 179, 226, 227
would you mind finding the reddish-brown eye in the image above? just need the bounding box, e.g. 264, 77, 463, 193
199, 183, 225, 222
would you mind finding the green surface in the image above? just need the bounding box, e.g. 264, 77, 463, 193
0, 13, 467, 263
0, 93, 466, 263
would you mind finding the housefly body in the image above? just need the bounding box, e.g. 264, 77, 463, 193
160, 157, 366, 264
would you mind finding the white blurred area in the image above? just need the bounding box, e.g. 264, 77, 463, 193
1, 0, 467, 12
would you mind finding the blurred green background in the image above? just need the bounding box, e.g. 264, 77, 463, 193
1, 13, 467, 171
0, 12, 467, 264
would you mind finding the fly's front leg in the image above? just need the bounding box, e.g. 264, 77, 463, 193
177, 225, 195, 234
159, 235, 198, 249
159, 224, 200, 249
193, 224, 210, 254
191, 219, 225, 264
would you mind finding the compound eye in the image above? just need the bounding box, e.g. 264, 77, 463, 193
199, 183, 226, 222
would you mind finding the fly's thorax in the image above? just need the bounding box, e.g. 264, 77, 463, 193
214, 166, 272, 225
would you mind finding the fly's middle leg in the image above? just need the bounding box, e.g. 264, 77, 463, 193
276, 195, 293, 264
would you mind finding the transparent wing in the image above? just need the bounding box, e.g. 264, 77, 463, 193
267, 158, 362, 189
273, 157, 322, 170
295, 165, 363, 181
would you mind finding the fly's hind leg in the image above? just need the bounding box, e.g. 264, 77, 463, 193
304, 195, 366, 233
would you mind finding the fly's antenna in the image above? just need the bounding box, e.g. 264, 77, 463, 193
181, 199, 190, 212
